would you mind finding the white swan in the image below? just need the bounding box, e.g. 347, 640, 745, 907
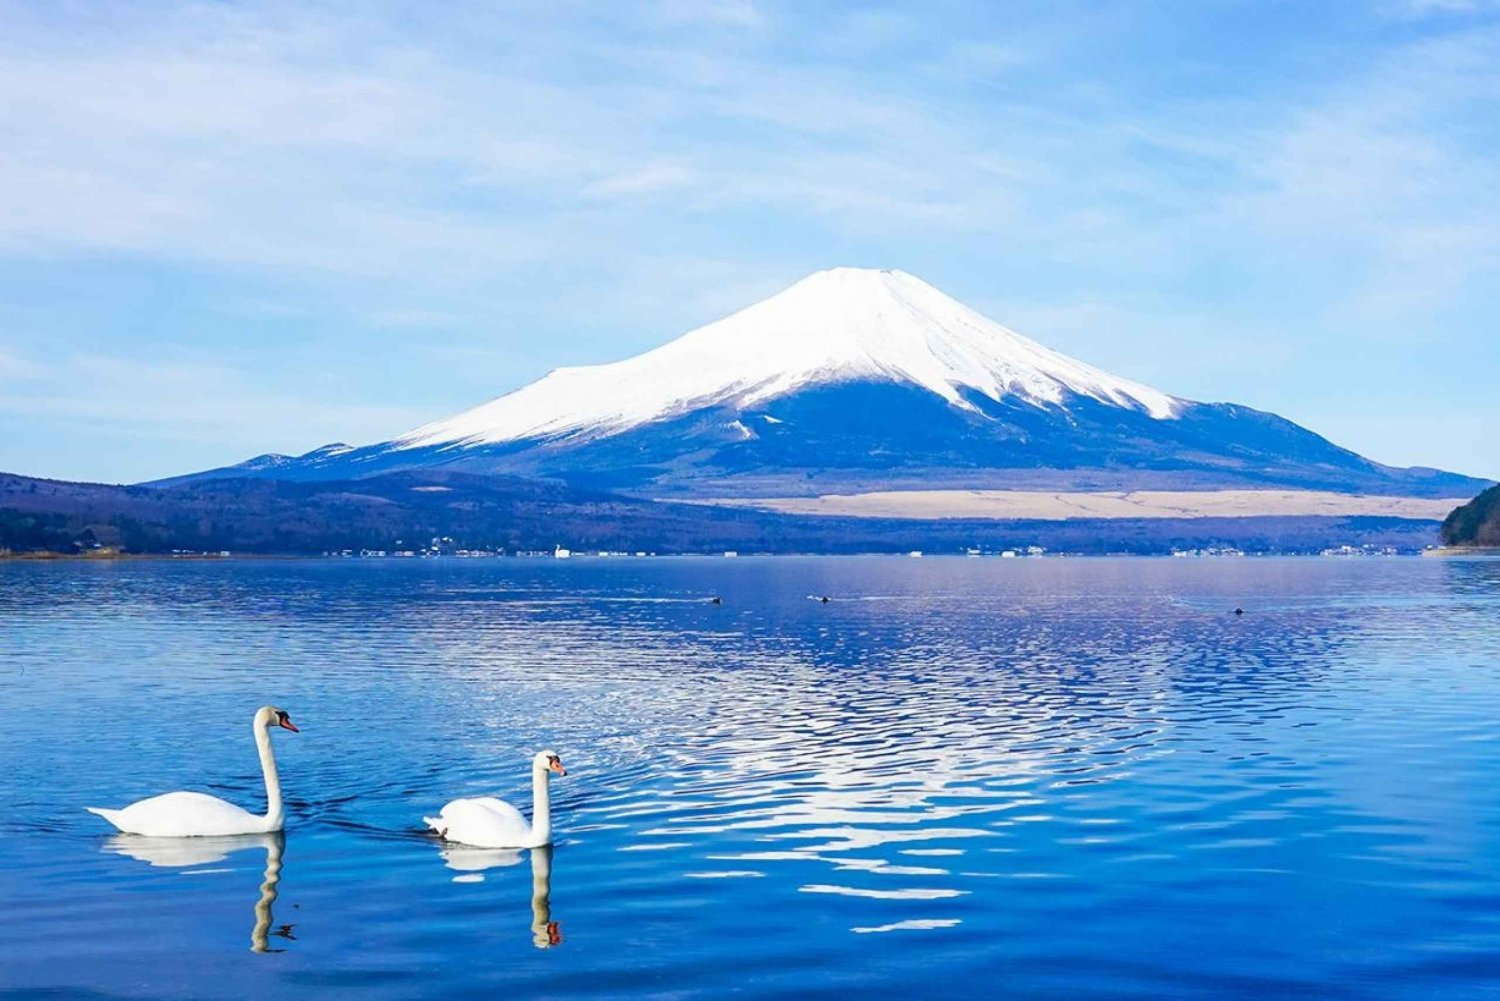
86, 705, 299, 837
425, 750, 566, 849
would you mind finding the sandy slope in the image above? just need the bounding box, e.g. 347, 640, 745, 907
703, 489, 1466, 521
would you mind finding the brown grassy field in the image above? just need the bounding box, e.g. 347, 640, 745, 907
704, 489, 1468, 521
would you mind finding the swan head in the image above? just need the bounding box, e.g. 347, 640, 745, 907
533, 750, 566, 776
256, 705, 299, 733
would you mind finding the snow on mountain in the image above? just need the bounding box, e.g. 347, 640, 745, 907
395, 268, 1180, 451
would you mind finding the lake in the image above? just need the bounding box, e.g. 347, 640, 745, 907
2, 556, 1499, 999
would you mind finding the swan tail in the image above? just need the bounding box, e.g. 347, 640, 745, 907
424, 815, 448, 836
86, 807, 125, 830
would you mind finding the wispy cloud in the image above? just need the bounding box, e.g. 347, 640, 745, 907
0, 347, 45, 381
1212, 26, 1500, 330
580, 162, 698, 200
0, 4, 1034, 273
0, 349, 429, 453
651, 0, 764, 29
1381, 0, 1500, 18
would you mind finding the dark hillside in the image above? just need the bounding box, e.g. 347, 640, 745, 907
1441, 486, 1500, 547
0, 469, 1444, 556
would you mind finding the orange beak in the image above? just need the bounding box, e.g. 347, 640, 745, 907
550, 758, 567, 776
279, 716, 299, 732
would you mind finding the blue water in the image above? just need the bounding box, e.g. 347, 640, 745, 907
2, 556, 1499, 999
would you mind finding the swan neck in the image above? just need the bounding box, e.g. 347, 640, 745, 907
531, 767, 551, 846
256, 720, 283, 831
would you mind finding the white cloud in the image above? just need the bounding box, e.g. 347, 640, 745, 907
580, 162, 698, 199
0, 346, 45, 382
651, 0, 763, 29
0, 350, 430, 453
1382, 0, 1500, 18
1213, 26, 1500, 330
0, 3, 1037, 273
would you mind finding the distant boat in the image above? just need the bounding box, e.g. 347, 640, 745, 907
723, 551, 739, 558
908, 550, 923, 558
1001, 550, 1017, 558
554, 547, 571, 559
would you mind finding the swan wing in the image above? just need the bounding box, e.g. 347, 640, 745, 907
87, 791, 267, 838
428, 797, 532, 848
470, 797, 528, 827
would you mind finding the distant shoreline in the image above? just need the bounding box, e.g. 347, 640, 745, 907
1, 549, 1456, 562
0, 551, 276, 562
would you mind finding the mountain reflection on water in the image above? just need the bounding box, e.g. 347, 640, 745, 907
1, 555, 1498, 999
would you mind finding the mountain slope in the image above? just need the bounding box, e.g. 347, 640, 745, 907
160, 268, 1489, 499
398, 268, 1178, 451
1441, 485, 1500, 547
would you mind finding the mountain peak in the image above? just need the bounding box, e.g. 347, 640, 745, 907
791, 265, 912, 285
395, 269, 1181, 451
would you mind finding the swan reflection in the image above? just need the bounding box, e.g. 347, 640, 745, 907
439, 842, 562, 948
103, 831, 292, 953
530, 846, 562, 949
440, 844, 525, 874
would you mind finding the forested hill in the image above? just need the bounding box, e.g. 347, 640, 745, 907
1441, 485, 1500, 547
0, 469, 1449, 556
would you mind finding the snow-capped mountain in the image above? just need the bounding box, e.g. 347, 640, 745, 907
397, 268, 1179, 451
160, 268, 1485, 499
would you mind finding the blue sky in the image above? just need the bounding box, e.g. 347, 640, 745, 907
1, 0, 1497, 484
